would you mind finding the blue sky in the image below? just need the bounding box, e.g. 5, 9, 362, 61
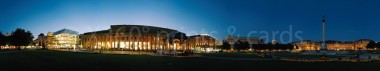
1, 0, 380, 43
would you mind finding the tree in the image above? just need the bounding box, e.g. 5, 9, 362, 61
233, 41, 250, 51
234, 40, 243, 50
366, 41, 376, 49
10, 28, 34, 50
287, 43, 294, 50
242, 41, 250, 50
0, 32, 5, 47
222, 41, 231, 50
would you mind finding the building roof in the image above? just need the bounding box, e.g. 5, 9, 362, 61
189, 34, 216, 40
54, 28, 79, 35
189, 34, 212, 38
224, 35, 260, 40
83, 25, 184, 35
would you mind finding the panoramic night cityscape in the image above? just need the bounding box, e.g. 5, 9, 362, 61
1, 0, 380, 71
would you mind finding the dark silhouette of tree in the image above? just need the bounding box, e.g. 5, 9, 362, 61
10, 28, 34, 50
250, 43, 294, 50
286, 43, 294, 50
222, 41, 230, 50
231, 41, 251, 51
267, 43, 273, 50
0, 32, 5, 47
366, 41, 376, 49
234, 41, 241, 50
259, 39, 265, 44
242, 41, 250, 50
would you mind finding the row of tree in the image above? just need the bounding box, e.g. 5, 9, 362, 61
222, 40, 294, 51
0, 28, 34, 50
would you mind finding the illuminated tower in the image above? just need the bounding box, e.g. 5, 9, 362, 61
320, 16, 327, 51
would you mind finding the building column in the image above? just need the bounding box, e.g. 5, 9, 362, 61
95, 36, 97, 49
151, 36, 155, 50
128, 35, 131, 50
132, 35, 136, 50
148, 36, 151, 51
113, 34, 116, 49
142, 35, 145, 51
100, 35, 103, 50
124, 35, 127, 49
117, 33, 121, 49
156, 36, 159, 50
137, 35, 141, 50
109, 34, 112, 49
144, 35, 148, 51
107, 34, 110, 50
113, 33, 116, 49
90, 36, 93, 49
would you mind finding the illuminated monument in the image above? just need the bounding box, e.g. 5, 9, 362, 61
318, 16, 336, 55
320, 16, 327, 51
300, 16, 336, 55
295, 16, 372, 51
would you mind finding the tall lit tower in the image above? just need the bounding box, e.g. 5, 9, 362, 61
321, 16, 327, 51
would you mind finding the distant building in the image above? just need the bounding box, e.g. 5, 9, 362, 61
272, 40, 278, 44
5, 32, 10, 36
34, 33, 47, 48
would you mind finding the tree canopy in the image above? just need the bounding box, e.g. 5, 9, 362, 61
222, 41, 294, 51
0, 32, 5, 46
366, 41, 376, 48
9, 28, 34, 49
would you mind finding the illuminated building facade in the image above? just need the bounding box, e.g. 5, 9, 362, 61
52, 29, 79, 49
46, 32, 55, 47
293, 40, 321, 50
294, 39, 373, 51
80, 25, 188, 51
354, 39, 372, 50
34, 33, 48, 48
189, 34, 218, 52
327, 43, 354, 50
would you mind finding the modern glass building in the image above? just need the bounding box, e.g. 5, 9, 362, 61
52, 29, 79, 49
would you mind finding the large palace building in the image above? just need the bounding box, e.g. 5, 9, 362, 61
80, 25, 188, 51
293, 39, 373, 51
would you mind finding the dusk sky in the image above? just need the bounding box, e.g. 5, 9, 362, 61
1, 0, 380, 43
